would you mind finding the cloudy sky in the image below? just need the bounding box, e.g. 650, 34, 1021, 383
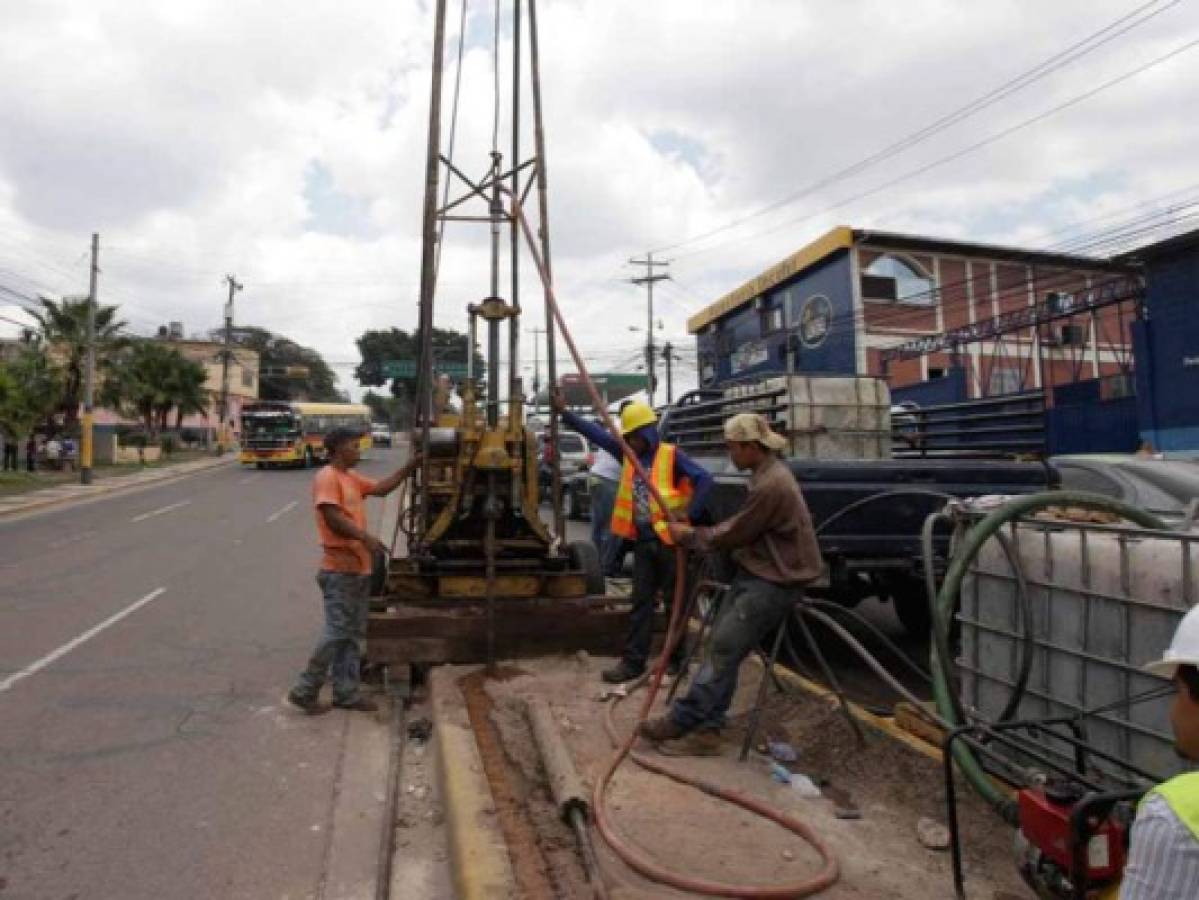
1, 0, 1196, 398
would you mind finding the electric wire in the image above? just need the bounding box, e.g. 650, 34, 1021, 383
671, 35, 1199, 264
652, 0, 1183, 257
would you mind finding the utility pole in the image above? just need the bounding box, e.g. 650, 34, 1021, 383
218, 274, 243, 453
527, 327, 546, 401
629, 252, 669, 406
661, 341, 675, 405
80, 233, 99, 485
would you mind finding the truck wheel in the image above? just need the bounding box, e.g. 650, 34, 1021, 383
568, 540, 605, 595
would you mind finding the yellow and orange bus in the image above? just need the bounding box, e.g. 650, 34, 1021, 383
239, 401, 372, 468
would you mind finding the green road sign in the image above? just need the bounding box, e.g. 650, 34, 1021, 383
381, 359, 471, 379
382, 359, 414, 378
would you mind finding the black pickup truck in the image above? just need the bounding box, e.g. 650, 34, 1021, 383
564, 387, 1056, 635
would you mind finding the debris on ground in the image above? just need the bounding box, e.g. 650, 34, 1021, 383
767, 739, 799, 763
916, 817, 952, 851
407, 716, 433, 743
451, 654, 1029, 898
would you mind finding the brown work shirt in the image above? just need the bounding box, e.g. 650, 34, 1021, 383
689, 454, 823, 586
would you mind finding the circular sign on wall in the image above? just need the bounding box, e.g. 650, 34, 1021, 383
798, 294, 833, 348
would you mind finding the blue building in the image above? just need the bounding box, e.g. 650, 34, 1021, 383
1127, 229, 1199, 452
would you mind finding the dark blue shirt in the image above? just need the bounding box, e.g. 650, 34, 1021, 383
560, 410, 712, 537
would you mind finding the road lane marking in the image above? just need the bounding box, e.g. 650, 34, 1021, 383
0, 587, 168, 695
266, 500, 299, 523
131, 499, 192, 523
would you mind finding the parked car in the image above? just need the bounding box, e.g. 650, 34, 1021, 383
1049, 454, 1199, 525
371, 424, 392, 447
537, 431, 590, 492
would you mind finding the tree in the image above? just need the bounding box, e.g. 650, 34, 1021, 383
101, 342, 208, 435
29, 296, 127, 426
362, 389, 411, 429
0, 343, 63, 441
228, 325, 342, 402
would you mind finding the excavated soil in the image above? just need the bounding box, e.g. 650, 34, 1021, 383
472, 652, 1032, 899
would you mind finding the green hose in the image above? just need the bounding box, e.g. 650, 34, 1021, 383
930, 490, 1169, 820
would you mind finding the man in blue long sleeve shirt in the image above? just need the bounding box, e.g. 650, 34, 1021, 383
553, 394, 712, 683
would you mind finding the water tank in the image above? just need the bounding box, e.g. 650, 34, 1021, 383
725, 375, 891, 460
960, 519, 1198, 781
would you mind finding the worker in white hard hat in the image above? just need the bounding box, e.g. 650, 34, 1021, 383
552, 392, 712, 684
1120, 605, 1199, 899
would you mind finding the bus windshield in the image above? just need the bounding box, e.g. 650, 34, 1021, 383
242, 412, 298, 436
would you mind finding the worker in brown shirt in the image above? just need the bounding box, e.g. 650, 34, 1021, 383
638, 413, 823, 747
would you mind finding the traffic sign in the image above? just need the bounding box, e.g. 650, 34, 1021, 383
381, 359, 471, 379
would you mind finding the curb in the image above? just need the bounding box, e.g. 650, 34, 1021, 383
429, 666, 517, 900
0, 456, 236, 520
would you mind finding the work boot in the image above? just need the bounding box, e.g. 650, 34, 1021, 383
332, 697, 379, 712
285, 689, 327, 716
601, 661, 644, 684
658, 729, 724, 757
637, 715, 688, 743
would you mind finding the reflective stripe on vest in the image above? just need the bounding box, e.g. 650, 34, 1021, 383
1142, 772, 1199, 843
609, 443, 693, 545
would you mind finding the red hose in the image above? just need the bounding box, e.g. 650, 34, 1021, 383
505, 189, 840, 897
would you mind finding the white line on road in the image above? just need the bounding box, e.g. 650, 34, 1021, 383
131, 499, 192, 523
266, 500, 299, 523
0, 587, 168, 695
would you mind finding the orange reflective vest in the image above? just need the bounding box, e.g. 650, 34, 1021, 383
610, 443, 693, 545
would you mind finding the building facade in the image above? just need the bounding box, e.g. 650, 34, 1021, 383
688, 226, 1138, 401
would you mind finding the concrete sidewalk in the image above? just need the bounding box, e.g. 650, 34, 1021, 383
0, 454, 237, 519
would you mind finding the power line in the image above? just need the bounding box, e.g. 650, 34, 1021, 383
652, 0, 1182, 256
671, 35, 1199, 265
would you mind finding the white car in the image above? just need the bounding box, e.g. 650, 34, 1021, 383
371, 424, 392, 447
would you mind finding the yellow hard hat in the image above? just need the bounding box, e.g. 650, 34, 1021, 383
620, 401, 657, 435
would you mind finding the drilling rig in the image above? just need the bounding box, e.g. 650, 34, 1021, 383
366, 0, 620, 669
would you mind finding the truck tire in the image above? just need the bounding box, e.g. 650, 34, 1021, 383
568, 540, 605, 596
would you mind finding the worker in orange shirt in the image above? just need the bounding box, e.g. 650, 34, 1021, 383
286, 428, 420, 714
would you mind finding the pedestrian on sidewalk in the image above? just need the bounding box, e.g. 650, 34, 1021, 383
553, 392, 712, 684
638, 413, 823, 753
286, 428, 421, 715
1119, 605, 1199, 898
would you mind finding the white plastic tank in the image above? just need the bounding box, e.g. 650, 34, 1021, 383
724, 375, 891, 460
961, 519, 1199, 780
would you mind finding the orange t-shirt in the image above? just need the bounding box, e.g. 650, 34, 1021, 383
313, 465, 378, 574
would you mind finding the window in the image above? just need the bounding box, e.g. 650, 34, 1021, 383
862, 255, 936, 304
241, 369, 254, 388
699, 353, 715, 384
928, 367, 946, 380
760, 304, 783, 334
988, 367, 1023, 396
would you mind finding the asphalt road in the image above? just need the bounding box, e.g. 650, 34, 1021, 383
0, 446, 408, 900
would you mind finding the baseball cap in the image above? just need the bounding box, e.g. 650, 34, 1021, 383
723, 413, 787, 450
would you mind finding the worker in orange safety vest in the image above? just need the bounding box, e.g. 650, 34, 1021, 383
553, 393, 712, 683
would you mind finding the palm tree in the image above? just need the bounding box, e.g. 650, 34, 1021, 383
161, 355, 209, 430
30, 296, 127, 427
101, 342, 176, 435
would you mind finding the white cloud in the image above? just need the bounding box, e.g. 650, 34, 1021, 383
1, 0, 1196, 399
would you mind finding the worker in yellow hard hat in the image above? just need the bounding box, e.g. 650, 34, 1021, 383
553, 392, 712, 683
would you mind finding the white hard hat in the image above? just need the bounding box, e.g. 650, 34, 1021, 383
1144, 605, 1199, 678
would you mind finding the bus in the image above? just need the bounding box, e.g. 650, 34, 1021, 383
239, 401, 372, 468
